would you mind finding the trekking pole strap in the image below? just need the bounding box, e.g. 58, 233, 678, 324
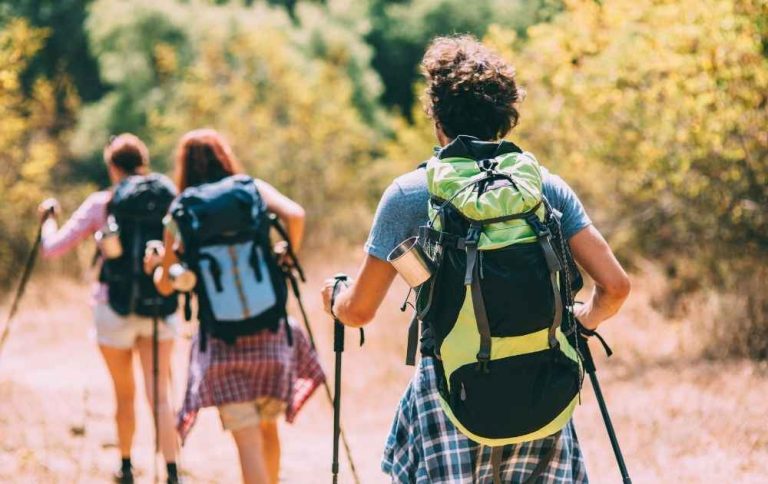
576, 321, 614, 374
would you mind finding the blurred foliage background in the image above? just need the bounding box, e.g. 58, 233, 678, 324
1, 0, 766, 357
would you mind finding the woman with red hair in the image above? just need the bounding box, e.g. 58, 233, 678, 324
148, 129, 324, 484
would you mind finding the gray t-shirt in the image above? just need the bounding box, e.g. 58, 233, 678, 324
365, 166, 592, 261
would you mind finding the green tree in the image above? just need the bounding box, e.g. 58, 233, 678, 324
366, 0, 563, 116
293, 0, 387, 130
488, 0, 768, 356
78, 0, 385, 242
0, 19, 63, 280
0, 1, 104, 125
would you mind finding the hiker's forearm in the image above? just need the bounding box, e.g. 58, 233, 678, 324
40, 211, 94, 259
568, 225, 630, 329
154, 230, 178, 296
332, 287, 373, 327
283, 210, 305, 255
326, 255, 397, 327
256, 179, 305, 253
577, 284, 629, 329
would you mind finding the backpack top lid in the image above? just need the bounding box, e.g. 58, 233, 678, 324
427, 135, 546, 250
110, 173, 177, 221
171, 174, 267, 246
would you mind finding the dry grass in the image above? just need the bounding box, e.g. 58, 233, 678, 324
0, 258, 767, 483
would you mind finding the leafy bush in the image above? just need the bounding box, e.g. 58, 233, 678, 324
0, 20, 61, 281
366, 0, 563, 115
487, 0, 768, 357
77, 0, 387, 244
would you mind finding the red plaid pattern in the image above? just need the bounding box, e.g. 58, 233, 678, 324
178, 318, 325, 440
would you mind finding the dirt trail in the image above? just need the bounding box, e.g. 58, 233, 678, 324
1, 271, 767, 483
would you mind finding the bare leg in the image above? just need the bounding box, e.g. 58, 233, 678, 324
136, 336, 180, 464
231, 424, 270, 484
98, 345, 136, 460
260, 420, 280, 484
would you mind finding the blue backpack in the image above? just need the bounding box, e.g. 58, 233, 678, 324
170, 175, 289, 350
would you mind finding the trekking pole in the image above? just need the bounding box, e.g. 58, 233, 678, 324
283, 268, 360, 483
0, 207, 52, 364
152, 304, 160, 484
577, 323, 632, 484
330, 274, 363, 484
271, 218, 362, 482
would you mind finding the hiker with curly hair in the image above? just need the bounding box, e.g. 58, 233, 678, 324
321, 35, 630, 483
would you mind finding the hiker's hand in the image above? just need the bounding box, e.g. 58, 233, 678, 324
274, 240, 292, 268
38, 198, 60, 221
573, 300, 599, 331
143, 246, 164, 274
321, 277, 353, 317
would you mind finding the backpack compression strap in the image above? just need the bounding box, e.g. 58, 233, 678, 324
525, 212, 563, 349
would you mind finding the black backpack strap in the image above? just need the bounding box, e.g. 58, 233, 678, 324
198, 254, 223, 292
405, 313, 419, 366
284, 318, 293, 347
183, 292, 193, 321
249, 240, 264, 283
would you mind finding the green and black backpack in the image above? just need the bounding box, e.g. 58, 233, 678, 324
413, 135, 584, 447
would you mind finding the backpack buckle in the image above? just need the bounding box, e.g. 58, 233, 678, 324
477, 158, 498, 172
525, 214, 550, 239
465, 224, 482, 246
476, 351, 491, 374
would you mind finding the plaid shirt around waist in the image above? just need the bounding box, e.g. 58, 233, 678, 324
382, 357, 589, 483
178, 317, 325, 440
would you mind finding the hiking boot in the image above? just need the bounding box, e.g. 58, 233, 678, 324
113, 468, 134, 484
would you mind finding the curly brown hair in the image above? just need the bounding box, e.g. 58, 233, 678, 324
421, 35, 522, 141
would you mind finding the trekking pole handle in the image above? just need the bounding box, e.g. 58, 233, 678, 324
575, 321, 597, 374
331, 274, 348, 353
39, 201, 57, 220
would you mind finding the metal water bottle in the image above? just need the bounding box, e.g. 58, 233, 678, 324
387, 236, 435, 288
